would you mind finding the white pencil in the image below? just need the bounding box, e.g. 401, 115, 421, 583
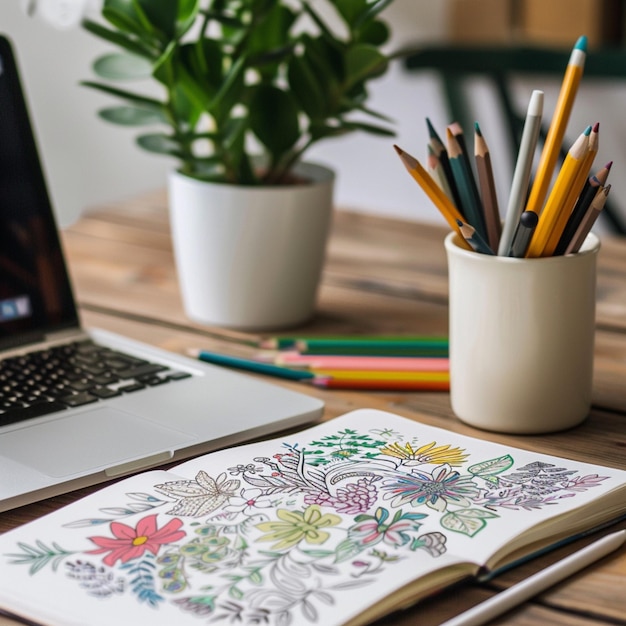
498, 90, 543, 255
440, 529, 626, 626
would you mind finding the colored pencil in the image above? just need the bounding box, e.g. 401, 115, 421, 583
554, 161, 612, 255
188, 349, 317, 381
474, 122, 501, 251
498, 89, 543, 255
268, 353, 450, 372
393, 144, 469, 246
426, 117, 464, 212
259, 335, 449, 350
508, 210, 539, 258
447, 127, 488, 241
312, 378, 450, 391
524, 35, 587, 216
525, 126, 590, 258
542, 122, 599, 257
312, 370, 449, 382
427, 144, 454, 200
457, 219, 495, 255
564, 184, 610, 254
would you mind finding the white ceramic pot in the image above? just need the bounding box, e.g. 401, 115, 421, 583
168, 162, 334, 330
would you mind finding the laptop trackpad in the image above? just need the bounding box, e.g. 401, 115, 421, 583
1, 407, 193, 477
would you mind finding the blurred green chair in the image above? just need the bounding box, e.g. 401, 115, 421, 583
403, 44, 626, 234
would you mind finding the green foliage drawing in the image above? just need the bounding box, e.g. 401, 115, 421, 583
6, 541, 75, 575
304, 428, 386, 465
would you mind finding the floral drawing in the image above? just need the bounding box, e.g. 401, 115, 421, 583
4, 422, 610, 624
86, 514, 186, 566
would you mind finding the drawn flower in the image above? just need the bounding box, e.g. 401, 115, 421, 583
87, 514, 186, 566
348, 507, 426, 548
256, 505, 341, 550
224, 487, 275, 515
383, 464, 480, 511
381, 441, 468, 467
227, 463, 262, 476
304, 478, 378, 514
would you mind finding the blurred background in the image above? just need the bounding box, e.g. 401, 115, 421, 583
2, 0, 626, 229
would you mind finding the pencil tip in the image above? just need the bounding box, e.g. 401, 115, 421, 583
456, 219, 463, 226
474, 121, 482, 136
448, 121, 463, 136
606, 161, 613, 170
592, 122, 600, 132
584, 125, 592, 136
426, 117, 438, 138
393, 144, 403, 155
575, 35, 588, 52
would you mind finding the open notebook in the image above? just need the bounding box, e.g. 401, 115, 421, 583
0, 32, 323, 512
0, 409, 624, 626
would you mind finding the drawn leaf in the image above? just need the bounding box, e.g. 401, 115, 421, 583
333, 539, 364, 563
441, 508, 497, 537
468, 455, 514, 477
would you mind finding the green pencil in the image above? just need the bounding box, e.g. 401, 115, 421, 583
259, 335, 448, 350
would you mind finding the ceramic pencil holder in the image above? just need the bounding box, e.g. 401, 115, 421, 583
444, 231, 600, 434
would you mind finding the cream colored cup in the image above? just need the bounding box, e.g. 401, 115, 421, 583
444, 231, 600, 434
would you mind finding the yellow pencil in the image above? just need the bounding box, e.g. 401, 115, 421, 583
524, 35, 587, 216
311, 369, 450, 382
542, 122, 599, 257
393, 144, 470, 248
526, 127, 590, 258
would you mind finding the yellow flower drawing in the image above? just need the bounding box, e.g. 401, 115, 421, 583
256, 505, 341, 550
381, 441, 468, 467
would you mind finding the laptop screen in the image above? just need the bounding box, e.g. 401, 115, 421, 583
0, 35, 78, 350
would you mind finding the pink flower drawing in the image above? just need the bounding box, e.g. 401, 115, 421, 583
87, 514, 186, 566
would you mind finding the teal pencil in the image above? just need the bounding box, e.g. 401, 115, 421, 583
456, 219, 495, 255
446, 127, 488, 241
188, 349, 317, 381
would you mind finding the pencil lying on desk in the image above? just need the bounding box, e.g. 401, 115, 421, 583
259, 335, 449, 354
264, 352, 450, 372
312, 378, 450, 391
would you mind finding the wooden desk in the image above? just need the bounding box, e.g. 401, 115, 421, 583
1, 193, 625, 625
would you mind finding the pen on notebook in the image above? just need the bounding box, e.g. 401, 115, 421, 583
188, 349, 318, 381
524, 35, 587, 216
564, 184, 610, 254
498, 89, 543, 255
554, 161, 612, 255
508, 210, 538, 258
426, 117, 464, 212
525, 126, 591, 258
439, 529, 626, 626
265, 352, 450, 372
457, 220, 494, 255
393, 144, 469, 247
473, 122, 501, 251
447, 127, 488, 241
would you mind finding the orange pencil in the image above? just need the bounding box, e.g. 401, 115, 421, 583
394, 144, 470, 248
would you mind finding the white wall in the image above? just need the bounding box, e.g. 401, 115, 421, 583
2, 0, 625, 231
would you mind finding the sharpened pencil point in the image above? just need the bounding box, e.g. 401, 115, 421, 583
606, 161, 613, 170
393, 144, 402, 155
575, 35, 588, 51
474, 121, 482, 136
592, 122, 600, 132
584, 125, 592, 136
426, 117, 440, 141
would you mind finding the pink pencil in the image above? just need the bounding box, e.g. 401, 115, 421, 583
265, 352, 449, 372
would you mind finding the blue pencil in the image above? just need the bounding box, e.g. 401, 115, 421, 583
189, 349, 317, 381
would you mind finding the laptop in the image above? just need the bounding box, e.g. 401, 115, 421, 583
0, 34, 324, 513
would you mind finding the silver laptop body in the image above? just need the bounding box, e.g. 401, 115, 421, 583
0, 34, 324, 512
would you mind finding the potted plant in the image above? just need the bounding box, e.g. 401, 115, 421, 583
82, 0, 396, 329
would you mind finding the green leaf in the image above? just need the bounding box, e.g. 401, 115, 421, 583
208, 55, 246, 121
336, 120, 395, 137
176, 0, 201, 37
102, 0, 144, 35
135, 0, 177, 40
354, 0, 395, 30
288, 54, 327, 119
81, 80, 165, 111
333, 0, 369, 27
98, 105, 166, 126
355, 19, 390, 46
345, 45, 387, 90
93, 52, 153, 80
246, 4, 296, 57
136, 132, 182, 156
152, 41, 177, 87
249, 85, 300, 159
468, 455, 514, 477
81, 19, 155, 57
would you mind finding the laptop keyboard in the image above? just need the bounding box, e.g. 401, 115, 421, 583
0, 340, 192, 426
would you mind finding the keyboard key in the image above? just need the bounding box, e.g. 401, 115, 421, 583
58, 392, 99, 407
0, 401, 67, 426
